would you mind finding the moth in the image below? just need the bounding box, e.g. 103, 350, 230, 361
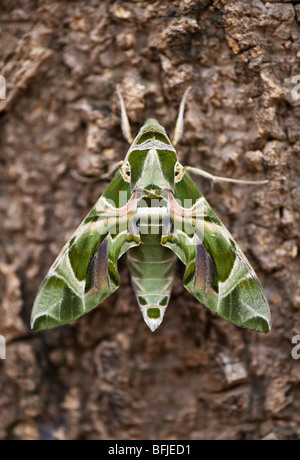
31, 86, 271, 333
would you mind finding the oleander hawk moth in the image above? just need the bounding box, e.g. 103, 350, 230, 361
31, 86, 271, 333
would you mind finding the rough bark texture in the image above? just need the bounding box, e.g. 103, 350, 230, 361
1, 0, 300, 440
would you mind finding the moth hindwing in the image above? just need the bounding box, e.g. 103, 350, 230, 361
31, 89, 271, 333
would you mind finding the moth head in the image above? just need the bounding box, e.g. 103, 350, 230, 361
136, 118, 171, 142
125, 118, 179, 194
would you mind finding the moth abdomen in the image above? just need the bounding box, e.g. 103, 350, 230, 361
127, 243, 177, 331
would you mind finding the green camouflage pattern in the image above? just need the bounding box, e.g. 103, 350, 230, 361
31, 117, 271, 333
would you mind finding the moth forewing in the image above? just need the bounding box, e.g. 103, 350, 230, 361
32, 86, 271, 333
169, 169, 270, 332
31, 170, 139, 331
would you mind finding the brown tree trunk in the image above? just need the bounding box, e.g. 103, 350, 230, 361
1, 0, 300, 440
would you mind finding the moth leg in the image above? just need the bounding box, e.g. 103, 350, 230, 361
70, 170, 102, 183
70, 161, 124, 183
173, 86, 192, 146
116, 84, 133, 144
185, 166, 269, 185
99, 160, 124, 179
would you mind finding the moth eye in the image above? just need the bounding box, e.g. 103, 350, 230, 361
174, 163, 183, 182
122, 162, 131, 180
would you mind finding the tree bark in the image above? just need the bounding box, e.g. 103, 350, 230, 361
0, 0, 300, 440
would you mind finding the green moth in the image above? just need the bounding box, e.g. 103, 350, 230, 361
31, 86, 271, 333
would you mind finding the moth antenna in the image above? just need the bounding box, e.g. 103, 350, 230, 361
172, 86, 192, 146
116, 84, 133, 144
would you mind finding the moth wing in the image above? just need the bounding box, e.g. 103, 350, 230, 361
163, 171, 271, 333
31, 171, 138, 331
